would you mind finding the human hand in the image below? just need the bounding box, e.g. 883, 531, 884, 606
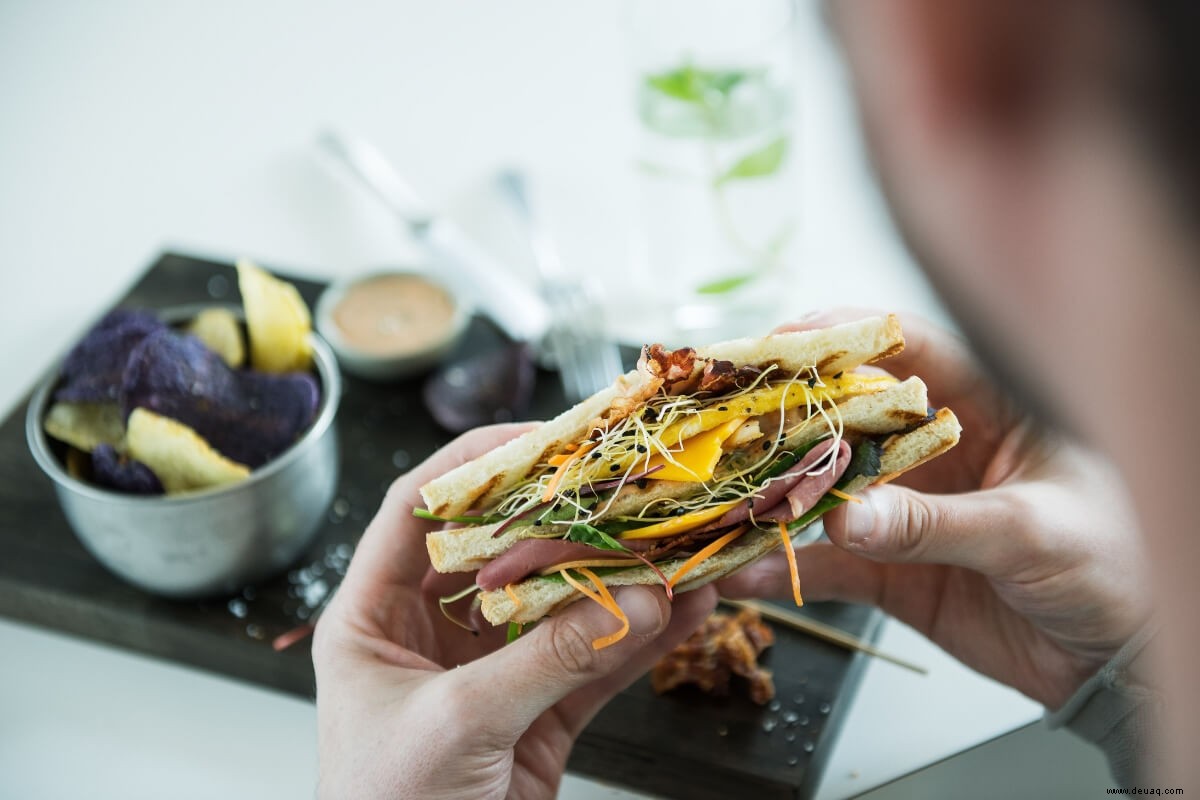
313, 424, 716, 800
719, 309, 1149, 708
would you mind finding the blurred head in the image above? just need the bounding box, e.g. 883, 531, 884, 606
830, 1, 1200, 778
829, 1, 1200, 447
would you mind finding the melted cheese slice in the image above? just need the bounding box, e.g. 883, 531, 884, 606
641, 416, 747, 482
618, 499, 743, 540
574, 371, 895, 487
656, 372, 895, 447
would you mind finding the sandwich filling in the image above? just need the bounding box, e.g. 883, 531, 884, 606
422, 344, 906, 645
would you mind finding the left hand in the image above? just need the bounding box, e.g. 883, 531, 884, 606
313, 423, 716, 800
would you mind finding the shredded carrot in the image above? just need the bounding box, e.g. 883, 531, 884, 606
576, 567, 630, 649
828, 488, 863, 504
778, 521, 804, 607
667, 525, 748, 589
547, 454, 570, 467
503, 583, 522, 609
560, 567, 630, 650
537, 558, 636, 575
542, 442, 594, 502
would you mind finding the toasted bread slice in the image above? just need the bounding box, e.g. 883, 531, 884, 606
419, 315, 904, 518
477, 408, 961, 625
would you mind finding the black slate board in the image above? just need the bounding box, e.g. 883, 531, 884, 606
0, 252, 880, 799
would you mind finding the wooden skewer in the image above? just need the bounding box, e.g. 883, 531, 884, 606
721, 599, 928, 676
272, 583, 339, 652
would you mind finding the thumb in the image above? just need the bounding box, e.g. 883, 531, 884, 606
444, 585, 673, 744
824, 483, 1018, 573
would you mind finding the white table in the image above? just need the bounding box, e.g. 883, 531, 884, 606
0, 2, 1051, 797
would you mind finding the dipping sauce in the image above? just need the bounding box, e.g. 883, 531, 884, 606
330, 274, 457, 356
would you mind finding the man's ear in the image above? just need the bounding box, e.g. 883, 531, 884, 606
830, 1, 1067, 138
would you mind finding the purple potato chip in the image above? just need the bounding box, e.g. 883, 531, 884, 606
121, 329, 320, 468
92, 443, 165, 495
423, 342, 535, 433
56, 309, 166, 403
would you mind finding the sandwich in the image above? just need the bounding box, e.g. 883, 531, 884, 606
418, 315, 960, 647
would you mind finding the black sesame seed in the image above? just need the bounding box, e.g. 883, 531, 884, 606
635, 444, 647, 453
591, 451, 602, 459
807, 377, 817, 388
534, 519, 543, 526
744, 406, 752, 413
610, 463, 621, 472
635, 479, 648, 489
762, 441, 771, 450
718, 405, 728, 411
674, 507, 687, 516
833, 371, 844, 380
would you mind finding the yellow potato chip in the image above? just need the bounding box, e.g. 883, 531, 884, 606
126, 408, 251, 493
65, 447, 90, 480
185, 307, 245, 368
44, 402, 125, 452
236, 259, 312, 374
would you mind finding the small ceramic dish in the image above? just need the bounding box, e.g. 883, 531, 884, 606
315, 270, 469, 381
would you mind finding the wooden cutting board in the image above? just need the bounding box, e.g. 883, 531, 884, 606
0, 252, 879, 799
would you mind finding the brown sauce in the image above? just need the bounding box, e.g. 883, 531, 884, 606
332, 274, 456, 355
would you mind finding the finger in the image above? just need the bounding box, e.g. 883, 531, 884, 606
440, 584, 690, 747
717, 541, 887, 606
823, 483, 1023, 573
714, 540, 955, 652
344, 422, 539, 591
773, 306, 886, 335
556, 585, 718, 736
776, 308, 987, 410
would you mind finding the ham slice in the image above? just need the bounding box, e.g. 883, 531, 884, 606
759, 440, 851, 523
475, 538, 634, 590
696, 439, 850, 532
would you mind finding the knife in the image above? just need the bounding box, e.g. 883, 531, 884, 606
316, 130, 551, 343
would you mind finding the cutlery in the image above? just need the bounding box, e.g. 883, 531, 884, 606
317, 130, 551, 344
495, 170, 624, 401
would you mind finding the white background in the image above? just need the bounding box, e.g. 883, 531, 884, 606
0, 2, 1110, 797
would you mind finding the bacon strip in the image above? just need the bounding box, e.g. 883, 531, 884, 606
651, 607, 776, 704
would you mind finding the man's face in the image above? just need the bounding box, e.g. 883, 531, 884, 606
827, 2, 1187, 442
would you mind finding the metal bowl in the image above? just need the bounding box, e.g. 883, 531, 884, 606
25, 306, 341, 599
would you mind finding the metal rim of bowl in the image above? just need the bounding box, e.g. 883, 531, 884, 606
25, 303, 342, 507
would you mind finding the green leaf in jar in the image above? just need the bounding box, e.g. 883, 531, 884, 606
645, 65, 751, 105
715, 135, 789, 185
694, 273, 758, 295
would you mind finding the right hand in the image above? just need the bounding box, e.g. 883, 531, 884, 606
719, 309, 1149, 708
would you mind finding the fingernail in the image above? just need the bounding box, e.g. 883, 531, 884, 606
842, 494, 877, 549
613, 586, 667, 636
796, 310, 824, 323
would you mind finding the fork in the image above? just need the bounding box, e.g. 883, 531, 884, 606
495, 170, 625, 402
